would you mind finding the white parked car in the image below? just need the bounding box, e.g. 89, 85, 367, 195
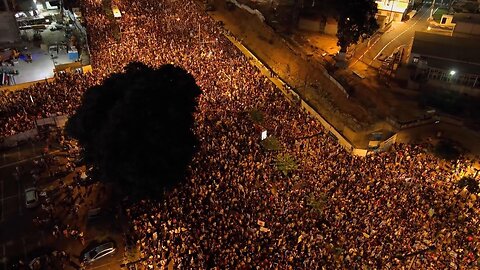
25, 187, 39, 208
82, 242, 116, 264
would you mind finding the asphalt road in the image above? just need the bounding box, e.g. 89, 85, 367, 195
0, 143, 126, 270
351, 3, 433, 69
0, 151, 51, 270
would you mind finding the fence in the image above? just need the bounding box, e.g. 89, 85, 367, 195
322, 70, 349, 98
0, 129, 38, 148
377, 133, 397, 152
1, 115, 68, 148
226, 0, 265, 22
0, 77, 56, 92
224, 32, 369, 155
35, 115, 68, 128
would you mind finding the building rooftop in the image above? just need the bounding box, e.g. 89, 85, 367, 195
452, 13, 480, 24
411, 31, 480, 65
376, 0, 409, 13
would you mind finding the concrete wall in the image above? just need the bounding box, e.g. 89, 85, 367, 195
0, 129, 38, 148
395, 119, 480, 155
377, 10, 404, 22
324, 19, 338, 35
427, 80, 480, 96
0, 78, 56, 92
298, 17, 322, 32
300, 99, 374, 156
454, 22, 480, 36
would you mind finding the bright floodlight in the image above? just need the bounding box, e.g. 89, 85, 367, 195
449, 70, 456, 76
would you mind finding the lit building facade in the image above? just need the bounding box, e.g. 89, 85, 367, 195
376, 0, 413, 22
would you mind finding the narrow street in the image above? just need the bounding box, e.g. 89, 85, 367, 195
0, 140, 126, 270
350, 3, 432, 71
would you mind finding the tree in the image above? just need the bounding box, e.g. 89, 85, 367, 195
458, 177, 479, 194
66, 62, 201, 195
434, 140, 460, 160
336, 0, 379, 53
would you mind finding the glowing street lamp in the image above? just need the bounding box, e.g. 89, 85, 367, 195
449, 70, 456, 76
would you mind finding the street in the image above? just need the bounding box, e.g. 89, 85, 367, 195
0, 141, 126, 270
0, 147, 48, 269
350, 3, 432, 71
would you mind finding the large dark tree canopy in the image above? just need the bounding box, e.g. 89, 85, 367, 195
336, 0, 379, 52
66, 62, 201, 194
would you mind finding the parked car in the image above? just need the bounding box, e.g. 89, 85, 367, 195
82, 242, 116, 264
25, 187, 39, 208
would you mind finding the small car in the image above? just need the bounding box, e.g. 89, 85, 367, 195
25, 187, 39, 208
82, 242, 116, 264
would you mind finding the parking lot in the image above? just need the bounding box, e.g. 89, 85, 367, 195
0, 142, 127, 270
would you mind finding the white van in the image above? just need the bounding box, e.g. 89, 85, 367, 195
25, 187, 39, 208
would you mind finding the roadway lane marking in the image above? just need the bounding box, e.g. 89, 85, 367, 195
350, 34, 382, 67
371, 4, 432, 63
0, 194, 18, 202
86, 259, 124, 270
0, 150, 60, 170
0, 181, 4, 222
350, 4, 429, 68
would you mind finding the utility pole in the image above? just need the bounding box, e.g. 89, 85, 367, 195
429, 0, 436, 20
389, 0, 396, 23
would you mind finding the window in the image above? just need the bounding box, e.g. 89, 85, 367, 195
95, 250, 107, 259
441, 17, 447, 24
88, 250, 98, 258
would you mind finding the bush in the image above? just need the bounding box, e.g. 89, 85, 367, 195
261, 136, 282, 151
458, 177, 479, 194
275, 153, 298, 176
112, 24, 121, 42
434, 140, 460, 160
248, 108, 264, 124
307, 192, 328, 214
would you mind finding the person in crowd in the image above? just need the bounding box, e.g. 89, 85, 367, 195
1, 0, 479, 268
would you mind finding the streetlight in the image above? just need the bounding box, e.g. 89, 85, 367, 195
448, 70, 456, 85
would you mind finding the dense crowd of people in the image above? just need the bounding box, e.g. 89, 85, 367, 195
1, 0, 480, 268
